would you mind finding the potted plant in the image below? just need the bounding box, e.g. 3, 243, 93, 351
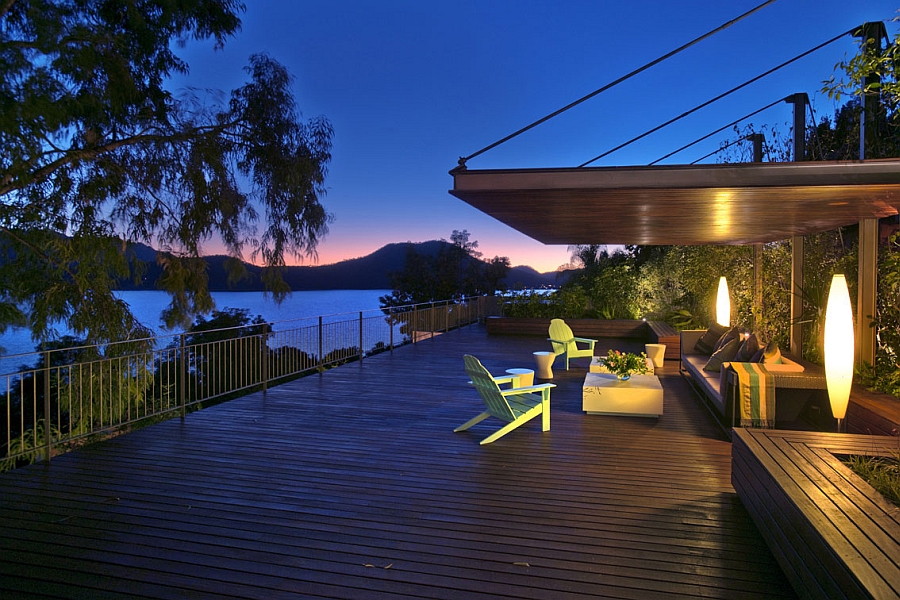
599, 350, 650, 380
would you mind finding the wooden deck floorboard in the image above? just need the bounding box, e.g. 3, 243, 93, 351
0, 324, 797, 599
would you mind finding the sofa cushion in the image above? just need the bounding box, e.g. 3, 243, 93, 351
703, 337, 740, 372
761, 340, 783, 364
694, 323, 729, 355
712, 327, 740, 352
682, 353, 726, 413
734, 334, 760, 362
764, 356, 805, 373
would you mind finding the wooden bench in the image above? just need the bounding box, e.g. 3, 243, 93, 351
646, 320, 680, 359
732, 428, 900, 600
485, 317, 650, 338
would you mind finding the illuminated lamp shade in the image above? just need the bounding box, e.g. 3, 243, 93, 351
716, 277, 730, 327
824, 274, 854, 425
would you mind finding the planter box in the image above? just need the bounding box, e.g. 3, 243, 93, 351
485, 317, 680, 359
732, 428, 900, 600
848, 386, 900, 436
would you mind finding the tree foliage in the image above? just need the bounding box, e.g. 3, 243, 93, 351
0, 0, 333, 344
564, 245, 641, 319
820, 21, 900, 160
380, 230, 510, 309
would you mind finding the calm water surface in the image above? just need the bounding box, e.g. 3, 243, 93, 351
1, 289, 390, 372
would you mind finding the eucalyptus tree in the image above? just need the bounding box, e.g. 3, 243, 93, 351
0, 0, 334, 345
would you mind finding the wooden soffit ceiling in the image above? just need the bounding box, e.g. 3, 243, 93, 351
449, 159, 900, 245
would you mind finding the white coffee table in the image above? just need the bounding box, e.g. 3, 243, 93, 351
582, 372, 663, 417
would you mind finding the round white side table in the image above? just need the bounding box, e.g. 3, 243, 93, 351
505, 368, 535, 387
533, 351, 555, 379
645, 343, 667, 368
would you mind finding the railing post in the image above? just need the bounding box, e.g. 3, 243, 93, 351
430, 301, 435, 341
43, 350, 51, 464
261, 323, 269, 395
180, 333, 186, 419
389, 310, 394, 352
412, 305, 417, 344
318, 315, 323, 369
358, 311, 364, 362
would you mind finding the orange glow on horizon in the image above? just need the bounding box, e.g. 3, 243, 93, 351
210, 239, 572, 275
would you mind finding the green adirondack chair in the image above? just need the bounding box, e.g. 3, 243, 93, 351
548, 318, 597, 370
455, 354, 555, 445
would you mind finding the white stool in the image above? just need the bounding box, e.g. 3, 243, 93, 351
644, 343, 666, 368
533, 351, 555, 379
505, 368, 534, 387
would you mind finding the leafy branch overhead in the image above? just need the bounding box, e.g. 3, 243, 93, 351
0, 0, 333, 342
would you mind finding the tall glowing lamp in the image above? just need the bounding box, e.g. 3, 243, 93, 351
824, 274, 854, 431
716, 277, 731, 327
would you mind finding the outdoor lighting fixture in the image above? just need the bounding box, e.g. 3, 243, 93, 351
716, 277, 730, 327
824, 274, 854, 431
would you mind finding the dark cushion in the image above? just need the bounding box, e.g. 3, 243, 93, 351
712, 327, 740, 353
694, 323, 729, 355
749, 347, 765, 363
734, 334, 760, 362
703, 337, 740, 372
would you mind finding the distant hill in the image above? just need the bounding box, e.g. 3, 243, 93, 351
118, 241, 567, 291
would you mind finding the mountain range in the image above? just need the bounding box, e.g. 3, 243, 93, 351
119, 240, 568, 291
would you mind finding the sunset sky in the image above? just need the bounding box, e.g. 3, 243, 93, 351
173, 0, 899, 273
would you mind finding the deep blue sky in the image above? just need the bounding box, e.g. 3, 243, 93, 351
173, 0, 899, 272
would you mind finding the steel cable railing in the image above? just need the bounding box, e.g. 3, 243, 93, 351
0, 296, 496, 470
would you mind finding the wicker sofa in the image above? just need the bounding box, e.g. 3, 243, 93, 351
680, 329, 829, 429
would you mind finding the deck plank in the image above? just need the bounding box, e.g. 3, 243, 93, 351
0, 325, 796, 599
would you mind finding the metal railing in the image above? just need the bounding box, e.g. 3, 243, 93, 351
1, 296, 499, 470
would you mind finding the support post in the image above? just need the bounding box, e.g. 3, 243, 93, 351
854, 23, 887, 160
851, 24, 886, 368
359, 311, 364, 362
43, 350, 51, 463
180, 333, 186, 419
858, 218, 878, 368
790, 236, 804, 357
786, 93, 808, 358
748, 133, 764, 163
318, 315, 323, 369
753, 244, 763, 333
261, 323, 269, 394
785, 93, 808, 162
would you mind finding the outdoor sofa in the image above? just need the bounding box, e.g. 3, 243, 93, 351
680, 327, 829, 430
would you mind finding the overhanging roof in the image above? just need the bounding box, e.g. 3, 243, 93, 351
449, 159, 900, 245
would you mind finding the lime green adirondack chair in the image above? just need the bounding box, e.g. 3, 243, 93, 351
455, 355, 555, 445
548, 318, 597, 370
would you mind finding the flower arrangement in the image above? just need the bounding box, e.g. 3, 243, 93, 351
599, 350, 650, 380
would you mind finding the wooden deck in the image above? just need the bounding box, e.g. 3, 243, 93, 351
0, 324, 797, 599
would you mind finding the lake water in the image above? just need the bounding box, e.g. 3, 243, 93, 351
0, 289, 391, 372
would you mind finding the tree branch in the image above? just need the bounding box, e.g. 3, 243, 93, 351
0, 225, 82, 293
0, 120, 240, 197
0, 0, 17, 21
